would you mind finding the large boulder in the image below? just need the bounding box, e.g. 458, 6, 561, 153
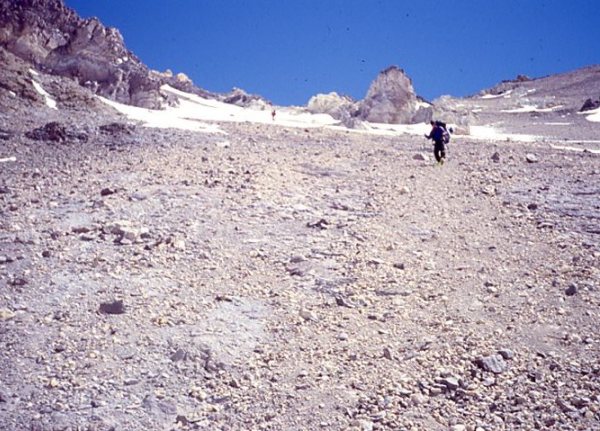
357, 66, 420, 124
580, 97, 600, 112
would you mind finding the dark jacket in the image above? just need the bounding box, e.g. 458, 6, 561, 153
426, 125, 445, 143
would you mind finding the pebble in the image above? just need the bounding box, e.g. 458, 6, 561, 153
382, 347, 393, 360
100, 187, 116, 196
99, 300, 126, 315
497, 349, 514, 360
300, 309, 318, 322
410, 393, 427, 406
356, 419, 374, 431
0, 309, 16, 320
439, 377, 459, 390
475, 354, 507, 374
525, 153, 539, 163
564, 284, 577, 296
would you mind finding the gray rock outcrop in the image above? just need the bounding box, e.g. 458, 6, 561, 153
223, 87, 272, 109
0, 0, 218, 109
357, 66, 423, 124
307, 92, 359, 127
0, 0, 166, 108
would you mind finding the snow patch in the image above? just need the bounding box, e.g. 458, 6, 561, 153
0, 156, 17, 163
551, 144, 600, 154
480, 90, 513, 99
98, 85, 339, 133
98, 96, 224, 134
501, 105, 563, 113
480, 93, 502, 99
468, 126, 538, 142
581, 107, 600, 122
31, 79, 57, 109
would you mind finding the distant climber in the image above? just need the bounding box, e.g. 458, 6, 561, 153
271, 109, 276, 121
424, 120, 448, 165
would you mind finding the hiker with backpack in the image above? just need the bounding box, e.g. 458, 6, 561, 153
424, 120, 450, 165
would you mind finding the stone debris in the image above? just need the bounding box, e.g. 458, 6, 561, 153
0, 60, 599, 431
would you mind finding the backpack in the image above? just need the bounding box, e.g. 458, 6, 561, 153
436, 121, 451, 144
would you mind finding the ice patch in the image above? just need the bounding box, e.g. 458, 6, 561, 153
0, 156, 17, 163
31, 79, 57, 109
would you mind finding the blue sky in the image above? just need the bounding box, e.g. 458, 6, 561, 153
65, 0, 599, 106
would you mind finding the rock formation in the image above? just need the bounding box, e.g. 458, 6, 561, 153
306, 68, 432, 126
357, 66, 427, 124
0, 0, 219, 109
580, 97, 600, 112
223, 87, 272, 110
307, 92, 358, 127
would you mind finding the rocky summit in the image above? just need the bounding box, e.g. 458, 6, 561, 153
1, 1, 600, 431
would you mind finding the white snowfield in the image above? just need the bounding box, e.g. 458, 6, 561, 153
98, 88, 546, 143
99, 85, 338, 134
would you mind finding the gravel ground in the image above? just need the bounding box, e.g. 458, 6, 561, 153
1, 108, 599, 431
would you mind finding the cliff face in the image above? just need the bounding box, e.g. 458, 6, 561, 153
0, 0, 166, 108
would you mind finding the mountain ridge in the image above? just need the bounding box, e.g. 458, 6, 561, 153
1, 0, 599, 132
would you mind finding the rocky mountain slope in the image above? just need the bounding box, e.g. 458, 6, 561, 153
1, 78, 599, 430
433, 66, 600, 138
0, 0, 237, 108
1, 2, 600, 430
